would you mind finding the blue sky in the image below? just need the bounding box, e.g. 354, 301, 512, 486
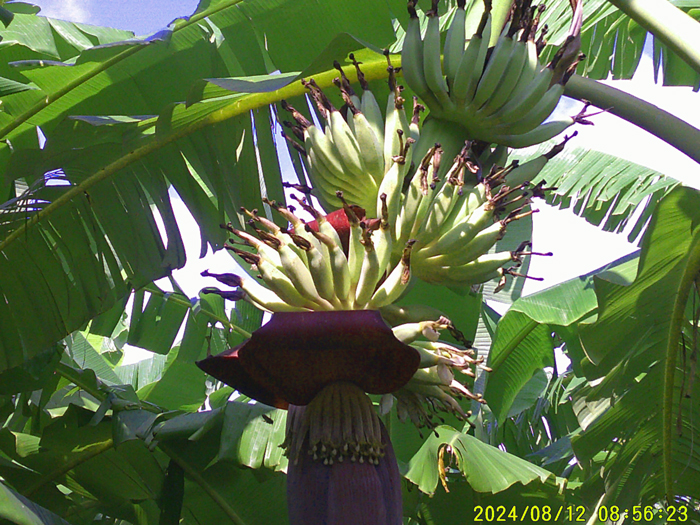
36, 0, 199, 36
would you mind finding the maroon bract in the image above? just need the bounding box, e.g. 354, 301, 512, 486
302, 205, 365, 254
196, 310, 420, 407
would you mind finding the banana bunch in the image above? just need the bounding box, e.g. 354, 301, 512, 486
395, 133, 573, 288
282, 57, 420, 218
401, 0, 586, 148
384, 315, 491, 429
202, 193, 416, 313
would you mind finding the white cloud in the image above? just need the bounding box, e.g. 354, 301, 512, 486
40, 0, 92, 24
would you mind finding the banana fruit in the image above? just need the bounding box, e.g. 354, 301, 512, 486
282, 55, 412, 220
390, 314, 498, 430
203, 196, 418, 313
400, 0, 587, 148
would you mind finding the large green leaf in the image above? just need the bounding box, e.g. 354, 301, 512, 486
572, 186, 700, 506
402, 425, 574, 524
483, 252, 640, 424
406, 425, 565, 495
0, 0, 399, 377
510, 143, 679, 242
0, 481, 74, 525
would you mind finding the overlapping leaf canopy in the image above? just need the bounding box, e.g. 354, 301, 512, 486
1, 0, 700, 523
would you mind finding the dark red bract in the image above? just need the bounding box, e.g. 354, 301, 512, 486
303, 205, 365, 254
196, 310, 420, 407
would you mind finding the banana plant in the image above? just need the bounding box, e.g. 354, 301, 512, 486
1, 0, 700, 523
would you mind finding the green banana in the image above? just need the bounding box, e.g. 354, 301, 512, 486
338, 193, 365, 291
422, 0, 452, 110
492, 82, 566, 135
421, 220, 506, 267
410, 365, 454, 387
306, 147, 366, 209
379, 304, 446, 325
492, 118, 574, 148
478, 31, 528, 116
351, 109, 386, 185
303, 228, 343, 308
479, 144, 509, 174
397, 143, 438, 246
327, 108, 369, 181
409, 97, 424, 144
383, 68, 412, 174
367, 240, 415, 309
237, 278, 311, 313
418, 199, 495, 259
377, 157, 405, 237
443, 0, 467, 87
505, 131, 576, 186
450, 5, 492, 107
273, 238, 332, 309
437, 251, 516, 283
403, 1, 432, 103
354, 224, 382, 307
304, 126, 358, 190
373, 194, 394, 272
392, 317, 449, 344
350, 54, 385, 147
409, 146, 443, 240
470, 25, 515, 111
488, 66, 553, 126
401, 382, 470, 415
255, 253, 328, 309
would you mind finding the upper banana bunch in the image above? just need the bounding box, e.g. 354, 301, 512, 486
282, 59, 420, 219
401, 0, 585, 148
202, 194, 415, 313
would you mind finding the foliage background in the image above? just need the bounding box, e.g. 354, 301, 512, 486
0, 0, 699, 523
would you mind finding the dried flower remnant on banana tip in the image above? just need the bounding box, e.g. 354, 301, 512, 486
401, 0, 594, 147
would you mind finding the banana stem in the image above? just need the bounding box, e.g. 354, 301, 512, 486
564, 74, 700, 166
604, 0, 700, 76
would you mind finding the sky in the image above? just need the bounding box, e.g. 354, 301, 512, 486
37, 0, 199, 36
27, 1, 700, 354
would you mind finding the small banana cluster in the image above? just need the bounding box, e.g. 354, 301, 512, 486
398, 134, 573, 288
202, 194, 414, 312
383, 316, 490, 430
401, 0, 586, 148
283, 382, 386, 465
282, 58, 420, 219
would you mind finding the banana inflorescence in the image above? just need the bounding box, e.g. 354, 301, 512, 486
401, 0, 588, 147
283, 382, 387, 465
202, 3, 590, 433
